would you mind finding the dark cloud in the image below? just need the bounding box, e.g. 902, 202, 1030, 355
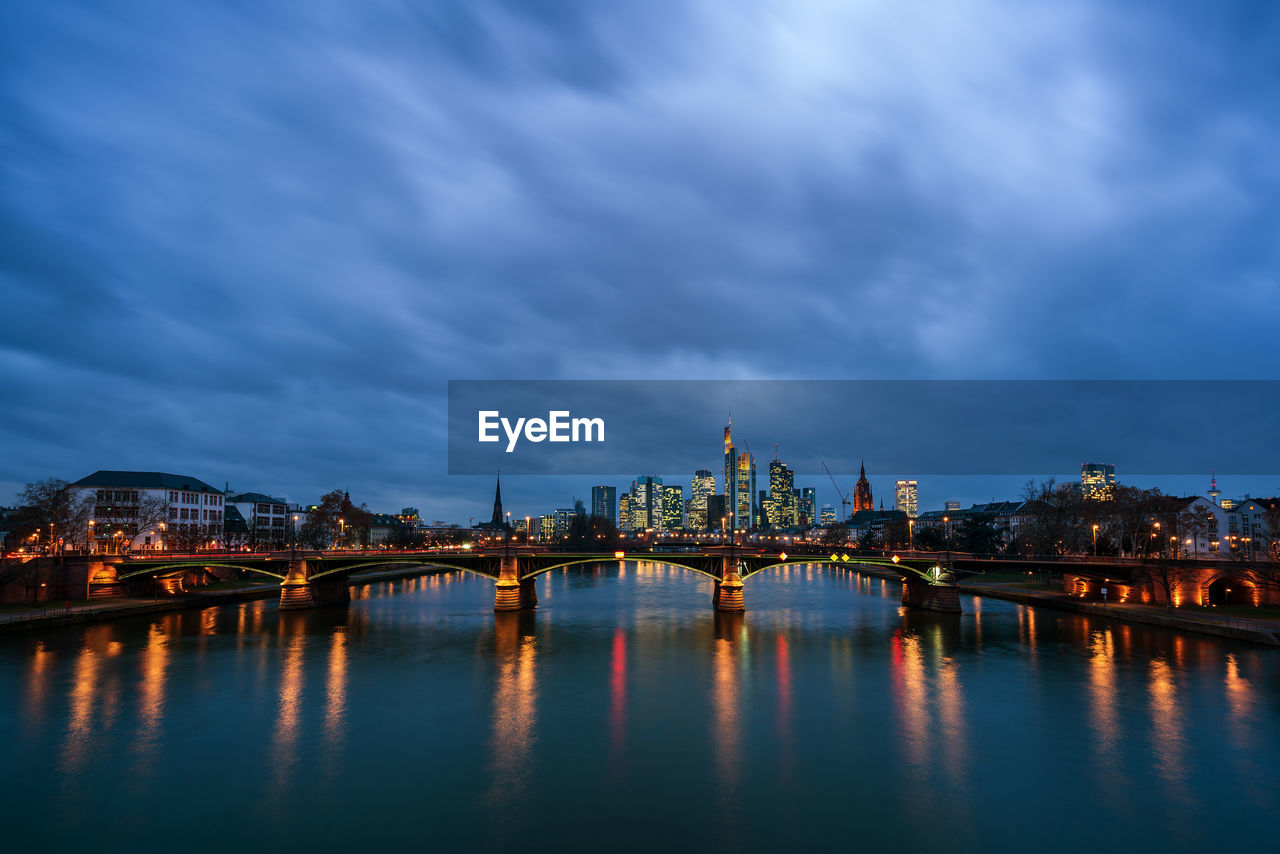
1, 0, 1278, 519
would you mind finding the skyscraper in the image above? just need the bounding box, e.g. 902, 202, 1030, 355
1081, 463, 1116, 500
735, 451, 757, 529
691, 470, 715, 529
894, 480, 919, 518
800, 487, 816, 525
853, 462, 873, 512
631, 476, 663, 530
591, 485, 617, 525
723, 419, 737, 532
820, 504, 836, 524
662, 484, 684, 530
768, 457, 797, 527
619, 493, 633, 532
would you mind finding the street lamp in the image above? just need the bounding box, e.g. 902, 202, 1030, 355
338, 517, 345, 549
87, 519, 94, 555
1092, 523, 1099, 556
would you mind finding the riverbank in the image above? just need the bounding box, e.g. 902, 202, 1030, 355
0, 563, 452, 635
959, 581, 1280, 647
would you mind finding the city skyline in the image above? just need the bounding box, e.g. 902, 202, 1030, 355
3, 2, 1278, 521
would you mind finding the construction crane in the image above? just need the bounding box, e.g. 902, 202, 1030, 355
822, 461, 851, 522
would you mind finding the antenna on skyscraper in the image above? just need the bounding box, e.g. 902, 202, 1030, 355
774, 442, 779, 461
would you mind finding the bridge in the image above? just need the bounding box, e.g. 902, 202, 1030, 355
85, 547, 962, 613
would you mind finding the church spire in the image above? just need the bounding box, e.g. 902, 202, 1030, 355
490, 474, 504, 526
854, 460, 873, 512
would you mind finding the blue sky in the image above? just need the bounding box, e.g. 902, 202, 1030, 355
1, 1, 1277, 521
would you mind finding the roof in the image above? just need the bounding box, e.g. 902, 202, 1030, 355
223, 505, 249, 533
72, 470, 221, 493
227, 492, 287, 505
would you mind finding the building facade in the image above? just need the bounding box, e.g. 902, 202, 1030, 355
73, 470, 225, 552
894, 480, 919, 518
1082, 463, 1116, 500
591, 485, 617, 525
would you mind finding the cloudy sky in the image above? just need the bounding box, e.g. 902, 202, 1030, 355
2, 0, 1277, 521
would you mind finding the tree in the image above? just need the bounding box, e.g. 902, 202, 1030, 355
857, 529, 881, 551
818, 523, 849, 548
565, 515, 619, 550
912, 526, 945, 551
1019, 479, 1085, 555
300, 490, 373, 549
956, 513, 1002, 555
13, 478, 94, 552
882, 517, 910, 550
166, 522, 220, 552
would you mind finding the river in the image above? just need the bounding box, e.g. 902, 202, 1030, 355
2, 563, 1277, 852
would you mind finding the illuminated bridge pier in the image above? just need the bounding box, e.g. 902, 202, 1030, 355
90, 548, 960, 614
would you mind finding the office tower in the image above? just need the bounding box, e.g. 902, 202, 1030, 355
690, 470, 715, 530
1081, 463, 1116, 500
945, 501, 961, 512
894, 480, 919, 518
800, 487, 816, 526
724, 420, 737, 533
768, 457, 797, 527
735, 451, 756, 529
619, 493, 632, 532
553, 508, 574, 537
759, 489, 771, 527
539, 514, 556, 540
591, 485, 617, 525
662, 484, 684, 530
820, 504, 836, 524
853, 462, 873, 512
631, 476, 663, 530
574, 499, 585, 517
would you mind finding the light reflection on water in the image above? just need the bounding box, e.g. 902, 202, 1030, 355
3, 562, 1279, 851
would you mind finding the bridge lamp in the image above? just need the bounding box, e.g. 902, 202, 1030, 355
779, 552, 787, 561
891, 554, 900, 564
614, 550, 626, 559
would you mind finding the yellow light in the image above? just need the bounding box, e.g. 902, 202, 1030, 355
614, 550, 626, 559
779, 552, 787, 561
891, 554, 900, 564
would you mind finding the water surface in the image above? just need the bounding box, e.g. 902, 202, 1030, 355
2, 563, 1277, 852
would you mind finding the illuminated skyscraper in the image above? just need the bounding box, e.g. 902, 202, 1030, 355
631, 476, 663, 530
723, 420, 737, 532
1081, 463, 1116, 500
691, 470, 715, 530
591, 485, 616, 525
662, 484, 684, 530
735, 451, 756, 529
618, 494, 632, 532
820, 504, 836, 524
853, 462, 873, 512
799, 487, 816, 525
768, 457, 797, 527
894, 480, 919, 518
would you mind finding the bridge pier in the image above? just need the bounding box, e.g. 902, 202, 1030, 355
495, 556, 534, 612
900, 579, 962, 613
279, 558, 350, 610
714, 558, 745, 612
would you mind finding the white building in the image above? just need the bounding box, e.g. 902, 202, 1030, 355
72, 470, 224, 552
225, 491, 290, 548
